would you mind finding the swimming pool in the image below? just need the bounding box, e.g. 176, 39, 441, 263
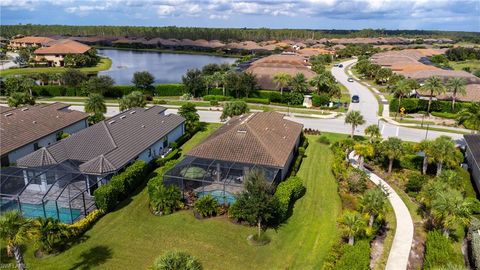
0, 200, 81, 224
197, 190, 236, 205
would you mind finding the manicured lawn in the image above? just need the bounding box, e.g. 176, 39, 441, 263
449, 59, 480, 71
18, 127, 342, 269
0, 57, 112, 76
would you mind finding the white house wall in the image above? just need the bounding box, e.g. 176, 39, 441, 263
138, 123, 185, 163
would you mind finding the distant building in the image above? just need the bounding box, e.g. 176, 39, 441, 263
33, 39, 92, 67
0, 103, 89, 166
463, 134, 480, 192
9, 36, 55, 49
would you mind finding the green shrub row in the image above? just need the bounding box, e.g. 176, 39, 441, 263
290, 134, 309, 176
93, 160, 149, 212
274, 176, 305, 221
423, 230, 464, 270
203, 95, 232, 101
155, 84, 185, 96
335, 240, 371, 270
389, 98, 471, 114
153, 149, 181, 168
243, 98, 270, 104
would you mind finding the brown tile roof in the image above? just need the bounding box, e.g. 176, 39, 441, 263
11, 36, 54, 45
417, 83, 480, 102
34, 39, 91, 55
187, 112, 303, 168
0, 103, 88, 156
298, 48, 335, 57
17, 106, 185, 175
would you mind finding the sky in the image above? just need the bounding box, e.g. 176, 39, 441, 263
1, 0, 479, 32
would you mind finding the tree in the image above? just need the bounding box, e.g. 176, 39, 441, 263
7, 92, 35, 108
85, 93, 106, 115
446, 78, 467, 111
272, 72, 291, 95
211, 71, 225, 95
132, 71, 155, 92
0, 211, 35, 270
178, 103, 200, 134
340, 211, 365, 245
309, 72, 334, 95
201, 63, 221, 75
430, 136, 459, 176
360, 187, 388, 227
182, 69, 204, 97
380, 137, 404, 174
364, 125, 381, 142
422, 76, 445, 115
153, 251, 202, 270
457, 102, 480, 131
431, 189, 473, 237
289, 73, 309, 93
228, 169, 279, 238
391, 79, 411, 118
416, 140, 434, 175
14, 47, 31, 66
33, 217, 70, 254
353, 143, 374, 170
4, 77, 35, 96
220, 101, 249, 121
61, 68, 87, 87
375, 68, 393, 84
81, 75, 115, 95
344, 110, 365, 138
119, 91, 146, 111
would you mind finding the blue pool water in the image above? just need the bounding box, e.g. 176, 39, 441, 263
1, 200, 81, 224
197, 190, 236, 205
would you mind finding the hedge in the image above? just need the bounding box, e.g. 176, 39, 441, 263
32, 85, 78, 97
203, 95, 232, 101
389, 98, 471, 114
335, 240, 371, 270
243, 97, 270, 104
469, 218, 480, 270
154, 84, 185, 96
67, 209, 104, 237
423, 230, 464, 270
274, 176, 305, 221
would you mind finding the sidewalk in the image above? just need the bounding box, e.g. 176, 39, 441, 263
349, 152, 413, 270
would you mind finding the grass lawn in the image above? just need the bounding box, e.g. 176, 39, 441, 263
448, 59, 480, 71
0, 57, 112, 76
17, 126, 342, 270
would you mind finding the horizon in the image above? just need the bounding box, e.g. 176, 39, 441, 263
1, 0, 479, 33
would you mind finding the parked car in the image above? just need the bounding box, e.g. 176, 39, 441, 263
338, 64, 343, 68
351, 95, 360, 103
347, 77, 354, 82
333, 64, 339, 67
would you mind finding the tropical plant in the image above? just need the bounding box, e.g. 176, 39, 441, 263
0, 211, 35, 270
289, 73, 309, 93
33, 217, 70, 254
220, 101, 249, 121
457, 102, 480, 131
81, 75, 115, 95
380, 137, 404, 174
360, 187, 388, 227
446, 77, 466, 111
4, 77, 35, 96
422, 76, 445, 114
344, 110, 365, 138
85, 93, 106, 115
416, 140, 434, 175
430, 136, 459, 176
309, 72, 330, 95
211, 71, 226, 95
375, 68, 393, 84
340, 211, 365, 245
364, 125, 381, 142
272, 72, 291, 95
7, 92, 35, 108
391, 79, 411, 117
153, 251, 202, 270
431, 189, 473, 237
132, 71, 155, 92
61, 68, 87, 87
193, 195, 219, 218
353, 143, 374, 170
119, 91, 146, 111
147, 176, 182, 215
178, 103, 200, 134
182, 69, 205, 97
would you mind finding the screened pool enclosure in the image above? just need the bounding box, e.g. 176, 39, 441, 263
0, 162, 108, 224
163, 156, 281, 204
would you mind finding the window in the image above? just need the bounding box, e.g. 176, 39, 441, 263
0, 155, 9, 167
33, 142, 40, 151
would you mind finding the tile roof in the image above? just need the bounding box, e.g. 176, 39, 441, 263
464, 134, 480, 168
0, 103, 88, 156
17, 106, 185, 175
187, 112, 303, 168
11, 36, 54, 45
34, 39, 91, 55
417, 83, 480, 102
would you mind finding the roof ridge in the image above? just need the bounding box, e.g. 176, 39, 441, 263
244, 119, 283, 167
101, 121, 118, 149
40, 147, 58, 164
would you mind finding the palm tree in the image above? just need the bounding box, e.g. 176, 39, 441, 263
353, 143, 374, 170
289, 73, 309, 93
391, 79, 411, 119
364, 124, 381, 142
344, 110, 365, 138
341, 211, 365, 245
85, 93, 106, 115
203, 75, 213, 95
431, 189, 473, 238
457, 102, 480, 131
272, 72, 291, 95
446, 77, 466, 111
153, 251, 202, 270
416, 140, 433, 175
119, 91, 146, 111
380, 137, 404, 174
33, 217, 70, 254
309, 73, 329, 95
422, 76, 445, 115
0, 211, 35, 270
360, 187, 388, 227
430, 136, 458, 176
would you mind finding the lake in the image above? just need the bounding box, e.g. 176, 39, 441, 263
98, 49, 237, 85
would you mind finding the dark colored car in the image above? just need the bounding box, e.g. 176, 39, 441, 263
351, 95, 360, 103
347, 77, 354, 82
338, 64, 343, 68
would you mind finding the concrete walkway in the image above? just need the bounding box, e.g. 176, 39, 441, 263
349, 152, 413, 270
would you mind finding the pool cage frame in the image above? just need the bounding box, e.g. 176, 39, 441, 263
0, 162, 108, 224
163, 156, 281, 204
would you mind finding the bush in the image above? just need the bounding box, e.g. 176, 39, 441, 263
210, 100, 219, 106
424, 230, 464, 270
93, 184, 119, 212
312, 93, 330, 107
148, 175, 183, 215
243, 98, 270, 104
455, 167, 476, 199
154, 99, 168, 104
317, 135, 331, 145
154, 149, 181, 167
469, 218, 480, 270
290, 147, 305, 176
390, 98, 471, 114
67, 209, 104, 237
405, 172, 428, 194
335, 241, 370, 270
346, 168, 368, 194
154, 84, 185, 96
193, 195, 219, 218
153, 251, 202, 270
286, 91, 304, 105
202, 95, 231, 101
105, 85, 136, 98
399, 154, 422, 170
274, 176, 305, 221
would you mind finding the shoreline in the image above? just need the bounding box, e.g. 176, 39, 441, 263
94, 46, 242, 58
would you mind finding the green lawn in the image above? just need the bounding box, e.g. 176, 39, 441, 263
448, 59, 480, 71
18, 126, 342, 270
0, 57, 112, 76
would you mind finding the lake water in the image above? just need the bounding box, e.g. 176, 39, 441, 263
97, 49, 237, 85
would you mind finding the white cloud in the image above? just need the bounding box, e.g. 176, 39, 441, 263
156, 5, 175, 16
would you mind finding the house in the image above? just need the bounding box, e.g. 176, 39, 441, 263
463, 134, 480, 192
33, 39, 92, 67
0, 106, 185, 223
163, 112, 303, 203
0, 103, 89, 166
9, 36, 54, 49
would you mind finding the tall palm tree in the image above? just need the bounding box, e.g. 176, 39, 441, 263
85, 93, 106, 115
391, 79, 411, 118
422, 76, 445, 115
360, 187, 388, 227
353, 143, 374, 170
431, 189, 473, 238
345, 110, 365, 138
203, 75, 213, 95
416, 140, 433, 175
0, 211, 35, 270
341, 211, 365, 245
457, 102, 480, 131
380, 137, 404, 174
430, 136, 459, 176
272, 72, 291, 95
364, 124, 381, 142
309, 73, 329, 95
446, 77, 466, 111
289, 73, 309, 93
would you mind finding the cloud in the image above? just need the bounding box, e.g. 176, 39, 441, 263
156, 5, 175, 16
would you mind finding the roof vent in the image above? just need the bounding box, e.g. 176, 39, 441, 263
130, 111, 136, 114
237, 130, 247, 134
120, 115, 126, 119
109, 120, 116, 124
4, 113, 13, 117
21, 108, 28, 111
32, 121, 37, 124
141, 125, 146, 128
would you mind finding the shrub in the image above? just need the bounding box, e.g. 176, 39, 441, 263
469, 218, 480, 269
290, 147, 305, 176
454, 167, 476, 199
399, 154, 422, 170
346, 168, 368, 194
266, 91, 283, 103
424, 230, 464, 270
147, 176, 183, 215
67, 209, 104, 237
317, 135, 331, 145
274, 176, 305, 221
286, 91, 304, 105
154, 149, 181, 167
154, 99, 168, 104
155, 84, 185, 96
202, 95, 231, 101
335, 240, 370, 270
390, 98, 471, 114
193, 195, 219, 218
243, 98, 270, 104
405, 172, 428, 194
93, 184, 119, 212
210, 100, 219, 106
105, 85, 136, 98
312, 93, 330, 107
153, 251, 202, 270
